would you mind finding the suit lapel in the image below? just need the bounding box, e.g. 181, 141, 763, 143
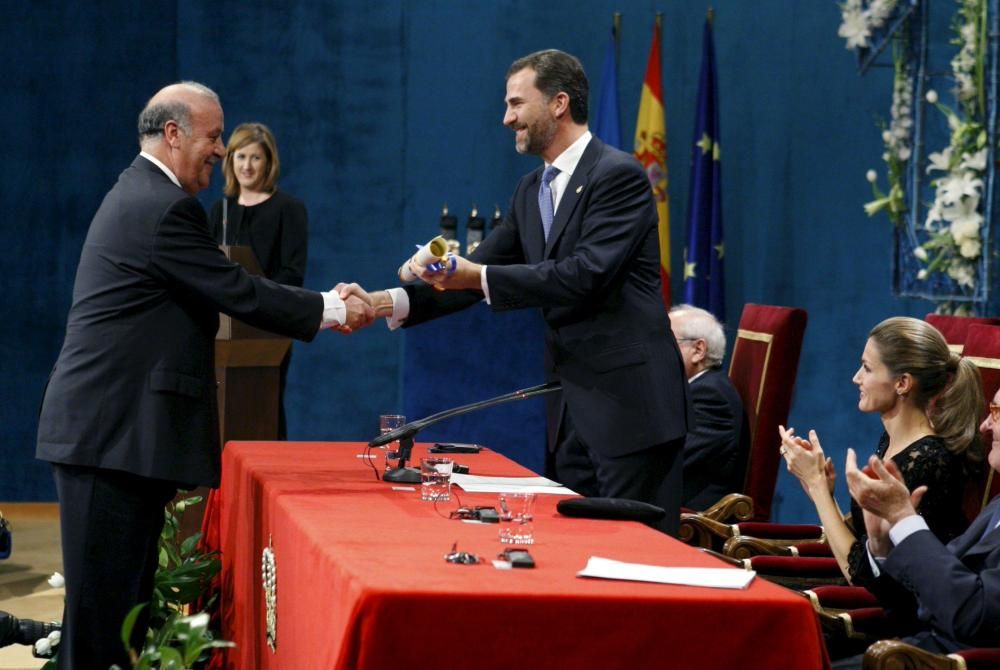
543, 137, 601, 259
954, 498, 1000, 557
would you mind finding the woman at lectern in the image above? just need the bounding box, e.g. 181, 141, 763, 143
209, 122, 308, 439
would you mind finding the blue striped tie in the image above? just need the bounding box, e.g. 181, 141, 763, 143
539, 165, 560, 241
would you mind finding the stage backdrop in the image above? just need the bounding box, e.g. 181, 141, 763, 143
4, 1, 931, 523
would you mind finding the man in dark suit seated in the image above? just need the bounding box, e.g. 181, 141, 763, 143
35, 82, 372, 669
669, 305, 748, 509
351, 49, 691, 535
832, 388, 1000, 668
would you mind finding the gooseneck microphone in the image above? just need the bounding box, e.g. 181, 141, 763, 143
369, 382, 561, 483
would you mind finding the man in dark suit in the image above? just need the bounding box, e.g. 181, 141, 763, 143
36, 82, 372, 669
831, 389, 1000, 667
669, 305, 748, 510
356, 50, 690, 534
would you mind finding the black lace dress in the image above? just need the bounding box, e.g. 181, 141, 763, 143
847, 433, 971, 634
847, 433, 967, 584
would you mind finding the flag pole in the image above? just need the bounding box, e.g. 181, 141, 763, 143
613, 12, 621, 60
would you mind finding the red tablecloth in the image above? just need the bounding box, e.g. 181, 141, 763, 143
213, 442, 827, 669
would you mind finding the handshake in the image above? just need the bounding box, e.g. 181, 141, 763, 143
328, 237, 484, 334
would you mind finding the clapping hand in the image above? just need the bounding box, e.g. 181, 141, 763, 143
844, 448, 927, 557
778, 425, 835, 496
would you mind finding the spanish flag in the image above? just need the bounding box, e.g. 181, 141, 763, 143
634, 15, 671, 308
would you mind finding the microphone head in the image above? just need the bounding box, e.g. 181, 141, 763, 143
556, 497, 666, 522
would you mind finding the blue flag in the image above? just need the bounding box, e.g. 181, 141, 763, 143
593, 24, 621, 149
682, 18, 724, 320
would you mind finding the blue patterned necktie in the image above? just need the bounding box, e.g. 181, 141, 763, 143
538, 165, 560, 241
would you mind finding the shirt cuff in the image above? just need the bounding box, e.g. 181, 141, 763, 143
888, 514, 929, 546
386, 287, 409, 330
865, 541, 886, 577
480, 265, 491, 304
319, 291, 346, 329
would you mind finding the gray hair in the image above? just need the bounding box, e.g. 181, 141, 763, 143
137, 81, 220, 144
670, 304, 727, 368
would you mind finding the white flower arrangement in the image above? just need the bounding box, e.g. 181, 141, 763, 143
838, 0, 900, 50
914, 0, 987, 288
863, 37, 912, 226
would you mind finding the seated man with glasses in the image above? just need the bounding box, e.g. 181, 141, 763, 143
668, 305, 749, 509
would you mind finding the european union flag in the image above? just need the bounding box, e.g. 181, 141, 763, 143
593, 19, 621, 149
682, 17, 724, 321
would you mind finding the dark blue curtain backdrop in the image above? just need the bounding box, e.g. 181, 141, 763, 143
4, 1, 930, 524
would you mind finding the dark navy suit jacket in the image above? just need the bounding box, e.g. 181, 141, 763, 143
37, 156, 323, 487
681, 367, 748, 509
880, 495, 1000, 652
404, 136, 690, 458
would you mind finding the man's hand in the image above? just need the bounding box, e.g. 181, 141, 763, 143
845, 448, 927, 527
330, 282, 374, 334
418, 255, 483, 291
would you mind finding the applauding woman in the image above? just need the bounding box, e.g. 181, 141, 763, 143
779, 316, 982, 587
209, 123, 308, 438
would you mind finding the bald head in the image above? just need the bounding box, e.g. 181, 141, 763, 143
138, 82, 220, 148
137, 81, 225, 195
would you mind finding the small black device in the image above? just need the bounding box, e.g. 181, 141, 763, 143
430, 443, 482, 454
498, 548, 535, 568
452, 463, 470, 475
449, 506, 498, 523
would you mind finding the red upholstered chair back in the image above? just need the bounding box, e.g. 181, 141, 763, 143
962, 324, 1000, 513
924, 313, 1000, 353
727, 304, 808, 521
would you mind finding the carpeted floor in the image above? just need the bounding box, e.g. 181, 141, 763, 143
0, 504, 63, 670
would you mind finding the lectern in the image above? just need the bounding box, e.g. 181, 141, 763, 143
181, 246, 290, 538
214, 246, 291, 442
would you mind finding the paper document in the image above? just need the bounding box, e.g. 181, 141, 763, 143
577, 556, 755, 589
450, 473, 577, 495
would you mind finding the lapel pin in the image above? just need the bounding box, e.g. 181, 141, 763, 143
575, 185, 583, 194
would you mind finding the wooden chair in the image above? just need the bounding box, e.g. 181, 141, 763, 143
865, 639, 1000, 669
679, 303, 808, 548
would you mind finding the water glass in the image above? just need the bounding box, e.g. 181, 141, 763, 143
498, 492, 535, 545
379, 414, 405, 471
420, 457, 454, 501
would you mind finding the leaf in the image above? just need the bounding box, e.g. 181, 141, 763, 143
120, 603, 147, 650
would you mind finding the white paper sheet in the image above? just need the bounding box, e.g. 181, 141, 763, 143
576, 556, 756, 589
450, 473, 578, 495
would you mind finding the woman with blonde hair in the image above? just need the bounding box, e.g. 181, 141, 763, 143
780, 316, 981, 590
209, 122, 308, 439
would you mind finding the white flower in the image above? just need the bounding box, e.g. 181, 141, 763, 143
960, 237, 982, 258
866, 169, 878, 183
956, 73, 976, 100
948, 263, 976, 288
882, 130, 893, 143
896, 146, 911, 161
913, 246, 928, 261
47, 630, 60, 645
182, 612, 210, 629
926, 148, 953, 173
960, 148, 988, 171
949, 215, 982, 244
926, 89, 939, 104
47, 572, 64, 589
941, 172, 983, 203
34, 638, 51, 655
838, 10, 871, 49
918, 269, 929, 280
